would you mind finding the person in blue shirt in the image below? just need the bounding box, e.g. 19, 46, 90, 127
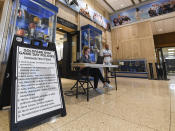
80, 46, 112, 90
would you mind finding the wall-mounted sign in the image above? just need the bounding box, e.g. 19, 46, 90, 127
111, 0, 175, 27
57, 0, 111, 31
57, 17, 77, 30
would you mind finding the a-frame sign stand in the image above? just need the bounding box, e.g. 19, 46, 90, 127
0, 35, 66, 131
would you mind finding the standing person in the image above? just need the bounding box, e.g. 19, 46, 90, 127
118, 15, 123, 25
103, 44, 112, 65
103, 44, 112, 83
158, 5, 164, 15
135, 8, 141, 21
148, 8, 154, 17
80, 46, 112, 91
113, 18, 118, 26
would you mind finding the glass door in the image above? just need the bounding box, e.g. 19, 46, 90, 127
162, 47, 175, 75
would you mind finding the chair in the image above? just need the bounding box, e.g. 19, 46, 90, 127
71, 66, 94, 101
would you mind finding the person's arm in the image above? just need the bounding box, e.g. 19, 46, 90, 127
88, 55, 93, 63
80, 55, 88, 70
80, 56, 84, 63
104, 54, 112, 57
80, 55, 88, 63
80, 55, 91, 63
103, 50, 112, 57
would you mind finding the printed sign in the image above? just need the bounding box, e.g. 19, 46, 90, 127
15, 47, 63, 123
8, 36, 66, 131
57, 17, 77, 30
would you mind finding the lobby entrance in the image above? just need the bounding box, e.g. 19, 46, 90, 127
56, 17, 79, 78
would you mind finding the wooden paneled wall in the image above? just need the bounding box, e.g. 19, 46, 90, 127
79, 14, 96, 27
112, 21, 157, 78
56, 2, 78, 25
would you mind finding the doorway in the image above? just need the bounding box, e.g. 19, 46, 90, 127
156, 47, 175, 76
162, 47, 175, 75
55, 19, 79, 78
56, 31, 67, 61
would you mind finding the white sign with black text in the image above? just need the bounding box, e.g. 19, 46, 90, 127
15, 46, 63, 123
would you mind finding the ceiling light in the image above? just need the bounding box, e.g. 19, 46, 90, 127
168, 55, 174, 57
120, 4, 124, 7
168, 49, 175, 51
168, 52, 174, 54
59, 28, 62, 29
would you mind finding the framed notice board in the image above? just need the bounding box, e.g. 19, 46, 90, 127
10, 35, 66, 131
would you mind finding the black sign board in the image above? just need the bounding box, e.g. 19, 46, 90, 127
57, 17, 77, 30
2, 35, 66, 131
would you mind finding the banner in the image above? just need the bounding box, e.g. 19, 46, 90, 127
58, 0, 111, 31
111, 0, 175, 27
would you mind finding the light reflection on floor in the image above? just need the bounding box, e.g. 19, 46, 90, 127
0, 76, 175, 131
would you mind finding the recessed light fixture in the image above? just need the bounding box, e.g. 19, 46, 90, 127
121, 4, 124, 7
168, 49, 175, 51
168, 52, 174, 54
59, 28, 62, 29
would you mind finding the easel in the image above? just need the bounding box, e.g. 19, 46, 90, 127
0, 35, 66, 131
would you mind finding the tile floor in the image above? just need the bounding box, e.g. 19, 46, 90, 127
0, 76, 175, 131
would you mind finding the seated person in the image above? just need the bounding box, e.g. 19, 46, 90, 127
80, 46, 112, 90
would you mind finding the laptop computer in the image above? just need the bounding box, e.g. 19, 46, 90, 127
96, 56, 104, 64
